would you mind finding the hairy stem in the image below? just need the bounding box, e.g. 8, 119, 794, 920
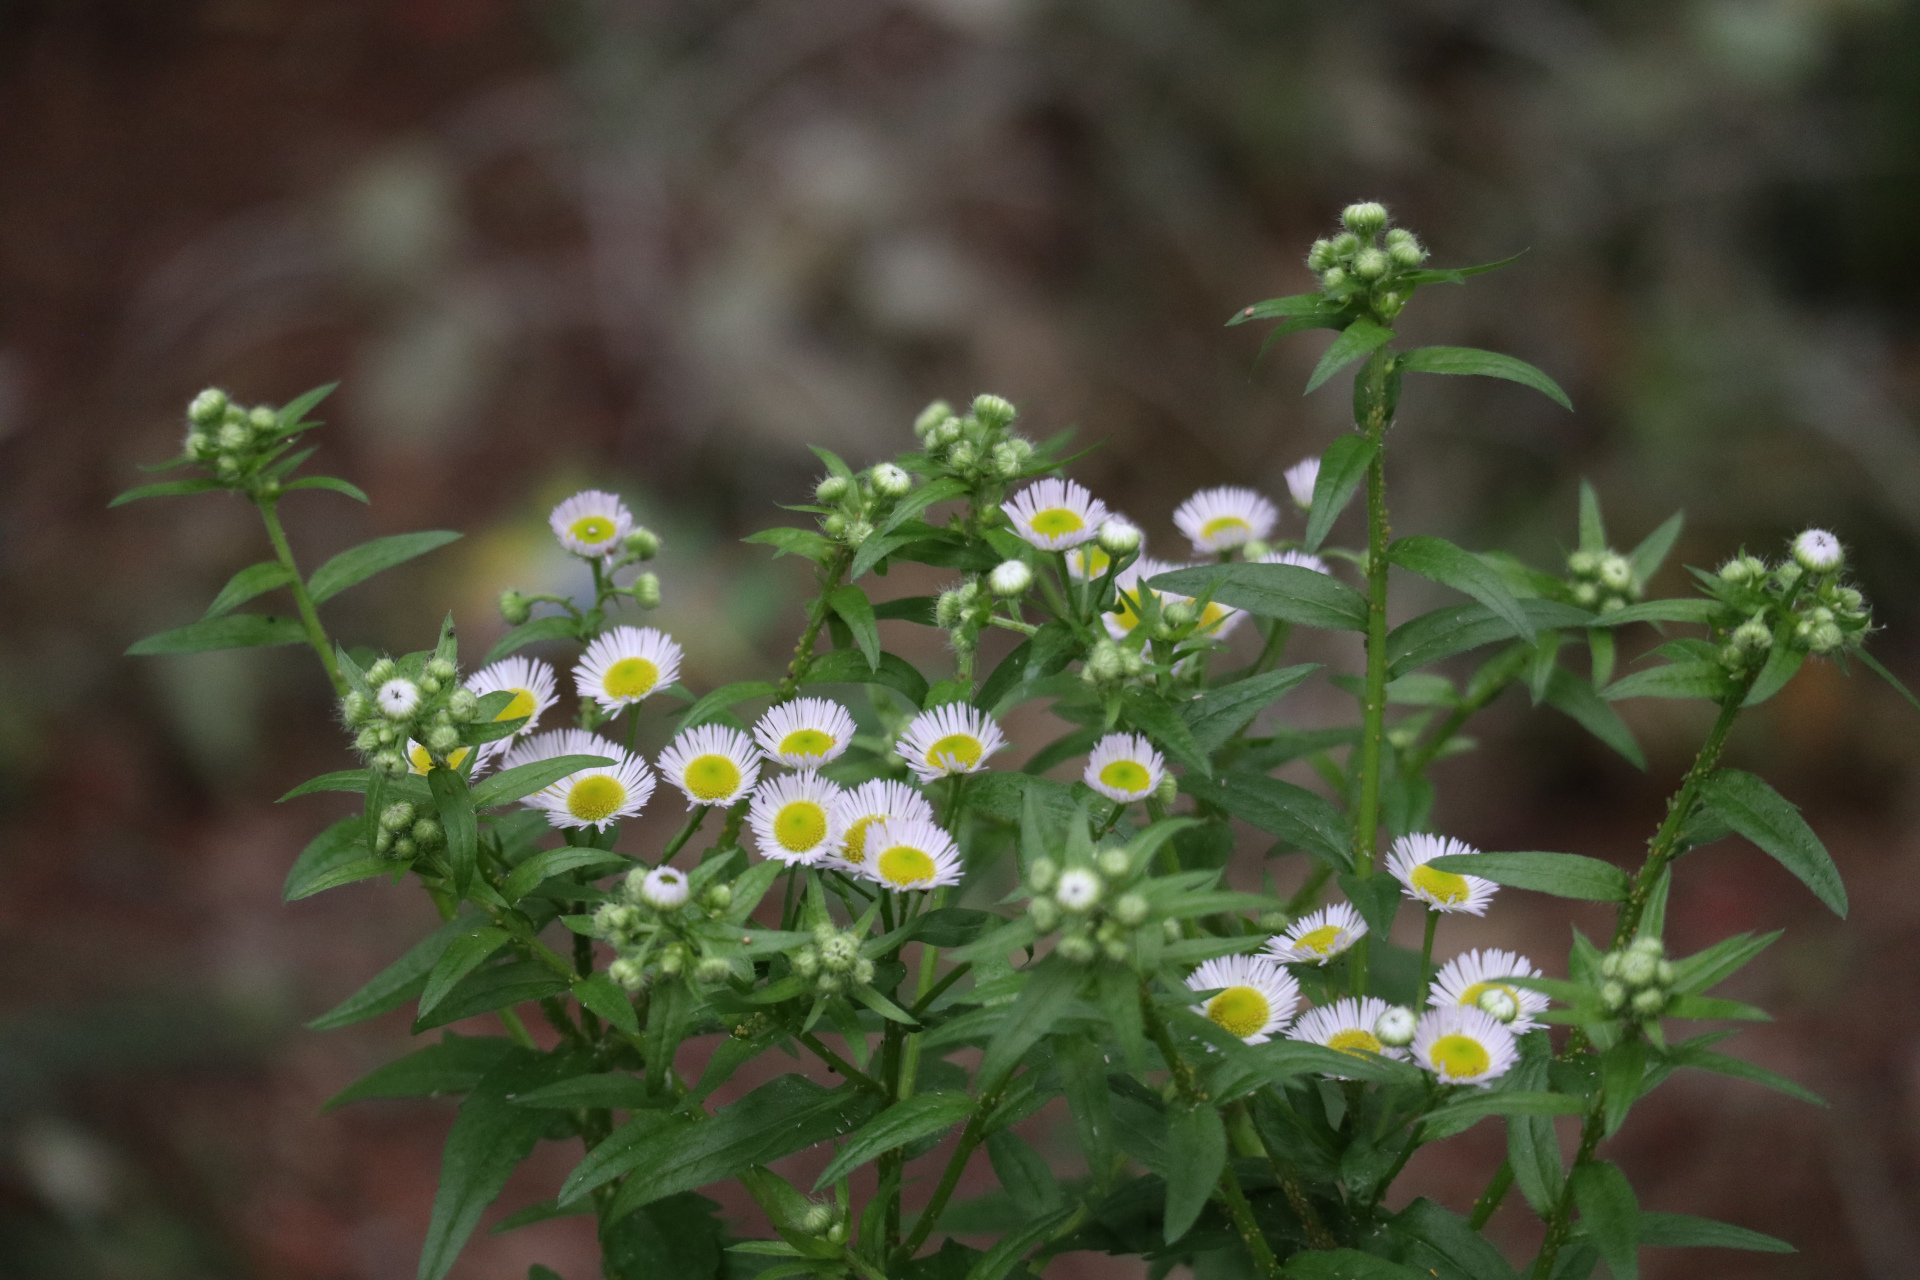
1469, 1158, 1513, 1230
256, 497, 346, 697
893, 1095, 999, 1263
1230, 1102, 1334, 1251
1349, 345, 1397, 995
796, 1030, 885, 1093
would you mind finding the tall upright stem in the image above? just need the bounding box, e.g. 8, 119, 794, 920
256, 498, 346, 696
1349, 346, 1396, 994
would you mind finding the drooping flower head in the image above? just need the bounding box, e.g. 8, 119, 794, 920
1002, 478, 1110, 552
1283, 457, 1320, 512
1411, 1006, 1519, 1086
829, 780, 936, 870
1186, 954, 1301, 1045
1266, 903, 1368, 966
550, 489, 634, 558
1259, 549, 1331, 576
502, 728, 655, 830
574, 626, 682, 710
1173, 486, 1278, 557
466, 656, 557, 755
860, 817, 963, 891
753, 696, 856, 769
657, 724, 761, 807
1290, 996, 1407, 1076
1083, 732, 1166, 803
1429, 948, 1550, 1033
1387, 833, 1498, 916
747, 771, 843, 866
897, 703, 1006, 783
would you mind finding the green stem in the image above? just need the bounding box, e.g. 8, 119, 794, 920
1241, 619, 1292, 681
1230, 1102, 1335, 1252
496, 1006, 537, 1049
1417, 908, 1439, 1006
256, 497, 346, 697
1530, 1100, 1605, 1279
896, 886, 949, 1102
1349, 345, 1397, 995
910, 962, 970, 1017
892, 1093, 1000, 1263
1469, 1158, 1513, 1230
658, 806, 710, 865
1403, 648, 1530, 776
796, 1030, 885, 1093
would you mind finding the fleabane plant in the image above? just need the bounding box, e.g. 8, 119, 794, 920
117, 201, 1910, 1280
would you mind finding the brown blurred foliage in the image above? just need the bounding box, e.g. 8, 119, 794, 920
4, 0, 1920, 1277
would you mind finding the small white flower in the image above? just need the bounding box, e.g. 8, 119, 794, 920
657, 724, 760, 807
1429, 948, 1551, 1034
1793, 528, 1844, 573
1098, 517, 1143, 555
829, 779, 936, 870
377, 678, 421, 718
1082, 732, 1165, 803
1055, 868, 1104, 911
406, 740, 474, 775
860, 817, 963, 890
897, 703, 1006, 783
1283, 457, 1320, 512
1173, 486, 1278, 556
1290, 997, 1408, 1076
1187, 954, 1300, 1045
747, 771, 843, 866
502, 728, 655, 829
1260, 549, 1332, 576
549, 489, 635, 558
989, 560, 1034, 596
1411, 1006, 1520, 1086
1387, 833, 1498, 916
1002, 478, 1110, 551
752, 696, 857, 769
466, 657, 558, 757
1374, 1005, 1418, 1047
1266, 903, 1368, 966
639, 866, 689, 909
574, 626, 682, 710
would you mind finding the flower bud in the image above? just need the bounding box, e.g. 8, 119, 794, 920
1154, 771, 1178, 806
1097, 519, 1143, 556
828, 1221, 848, 1245
791, 948, 820, 978
931, 418, 963, 448
1161, 600, 1196, 630
1163, 919, 1182, 942
821, 933, 859, 969
1097, 847, 1131, 879
1597, 555, 1633, 593
972, 393, 1016, 428
1114, 892, 1149, 927
609, 958, 646, 991
411, 818, 442, 845
945, 442, 977, 470
1341, 202, 1389, 236
354, 727, 382, 753
935, 589, 966, 630
990, 440, 1027, 478
1477, 988, 1521, 1024
426, 724, 460, 753
1320, 266, 1347, 288
1572, 582, 1600, 607
1056, 933, 1098, 964
1628, 935, 1664, 959
1793, 528, 1843, 573
448, 688, 478, 720
1732, 618, 1772, 654
853, 957, 874, 985
800, 1204, 835, 1235
1385, 231, 1426, 268
1599, 952, 1622, 980
1352, 247, 1390, 280
625, 526, 661, 559
822, 513, 848, 538
247, 405, 275, 433
1808, 621, 1844, 653
632, 573, 661, 609
871, 463, 913, 498
1055, 868, 1104, 912
374, 750, 408, 776
695, 957, 735, 984
989, 560, 1033, 597
1028, 857, 1058, 893
1374, 1006, 1418, 1047
188, 388, 229, 426
217, 421, 250, 451
1306, 238, 1337, 271
816, 475, 851, 503
1084, 639, 1128, 684
914, 400, 954, 439
843, 519, 873, 547
659, 944, 686, 975
1027, 897, 1060, 931
703, 884, 732, 911
499, 589, 532, 625
1600, 980, 1628, 1012
1630, 988, 1668, 1018
380, 802, 416, 832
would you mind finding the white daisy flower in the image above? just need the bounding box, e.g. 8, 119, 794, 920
638, 866, 689, 909
574, 626, 682, 711
657, 724, 761, 807
1289, 997, 1408, 1076
1259, 549, 1332, 576
897, 703, 1006, 783
860, 817, 963, 891
1411, 1006, 1520, 1086
1173, 486, 1278, 556
747, 771, 843, 866
1792, 528, 1843, 572
1266, 903, 1368, 966
1083, 732, 1166, 803
1283, 457, 1320, 512
829, 780, 936, 871
502, 728, 655, 830
1186, 954, 1301, 1045
1001, 478, 1110, 551
752, 696, 857, 768
377, 678, 421, 718
405, 740, 475, 775
1387, 833, 1498, 916
1429, 948, 1551, 1033
1104, 557, 1245, 641
549, 489, 634, 558
466, 656, 557, 759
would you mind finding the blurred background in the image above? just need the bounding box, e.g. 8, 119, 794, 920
5, 0, 1920, 1276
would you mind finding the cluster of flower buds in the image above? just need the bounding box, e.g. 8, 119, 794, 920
912, 394, 1035, 488
787, 922, 876, 997
1305, 203, 1427, 321
1598, 935, 1676, 1023
1026, 848, 1160, 966
180, 388, 296, 494
1081, 637, 1149, 693
597, 864, 740, 990
373, 799, 445, 863
814, 457, 920, 552
1710, 529, 1870, 670
1565, 549, 1644, 615
934, 578, 998, 657
339, 656, 480, 775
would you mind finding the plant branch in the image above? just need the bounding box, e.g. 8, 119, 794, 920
255, 497, 346, 697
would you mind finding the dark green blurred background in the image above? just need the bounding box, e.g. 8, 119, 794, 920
4, 1, 1920, 1277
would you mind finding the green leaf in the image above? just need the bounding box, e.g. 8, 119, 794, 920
1184, 663, 1319, 754
1387, 600, 1593, 678
1697, 769, 1846, 916
283, 817, 368, 901
412, 960, 571, 1033
1506, 1033, 1562, 1215
1577, 482, 1606, 555
1601, 1038, 1646, 1136
601, 1192, 732, 1280
1426, 851, 1629, 901
984, 1128, 1064, 1218
827, 585, 881, 671
1602, 661, 1732, 702
1182, 773, 1351, 870
324, 1034, 519, 1110
1284, 1248, 1424, 1279
1053, 1036, 1116, 1190
744, 526, 836, 564
1242, 1038, 1421, 1086
812, 1091, 975, 1189
1119, 686, 1211, 777
484, 616, 578, 663
306, 914, 484, 1030
1303, 434, 1379, 553
1544, 668, 1646, 769
1588, 598, 1720, 627
1402, 251, 1526, 285
1569, 1159, 1639, 1280
1149, 562, 1367, 632
1666, 1047, 1824, 1106
429, 767, 479, 899
509, 1072, 653, 1111
204, 561, 296, 618
1389, 1199, 1523, 1280
1397, 345, 1572, 410
470, 754, 615, 810
574, 972, 641, 1035
1228, 292, 1336, 325
417, 1048, 574, 1280
283, 474, 369, 503
875, 475, 970, 540
1418, 1091, 1585, 1140
286, 855, 389, 899
1667, 931, 1780, 995
109, 477, 225, 507
278, 769, 372, 801
1626, 512, 1684, 588
978, 956, 1081, 1097
1662, 994, 1770, 1022
1337, 873, 1403, 946
1742, 640, 1804, 707
1305, 316, 1395, 395
127, 613, 307, 655
419, 927, 512, 1017
963, 1206, 1077, 1280
1637, 1212, 1793, 1253
308, 531, 462, 604
1387, 535, 1535, 642
1854, 649, 1920, 715
1163, 1102, 1225, 1242
503, 847, 629, 902
676, 680, 777, 730
799, 647, 928, 708
276, 381, 339, 431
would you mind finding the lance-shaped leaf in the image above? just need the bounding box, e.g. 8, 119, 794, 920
1544, 667, 1646, 769
1387, 599, 1592, 677
419, 926, 512, 1017
1697, 769, 1846, 916
1182, 773, 1351, 870
1602, 661, 1732, 702
470, 754, 614, 810
503, 847, 629, 903
1163, 1101, 1225, 1242
324, 1034, 519, 1111
743, 527, 835, 565
1387, 536, 1534, 642
1570, 1159, 1639, 1280
127, 613, 307, 655
429, 767, 479, 899
799, 647, 929, 708
1305, 316, 1395, 395
977, 956, 1082, 1097
1183, 663, 1319, 755
812, 1091, 975, 1189
1303, 434, 1379, 553
1283, 1249, 1424, 1279
283, 475, 369, 503
484, 616, 577, 664
509, 1072, 654, 1112
109, 477, 225, 506
412, 960, 572, 1033
1388, 1199, 1522, 1280
1637, 1212, 1793, 1253
1426, 850, 1629, 902
1119, 686, 1210, 777
283, 817, 370, 901
1397, 345, 1571, 410
204, 561, 296, 618
675, 680, 777, 730
306, 914, 485, 1029
1149, 562, 1368, 632
827, 585, 881, 671
308, 531, 462, 604
573, 972, 641, 1036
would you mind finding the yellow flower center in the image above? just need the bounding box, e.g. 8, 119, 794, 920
778, 728, 837, 759
602, 657, 659, 700
1295, 925, 1343, 955
1429, 1033, 1492, 1080
496, 688, 537, 721
1199, 514, 1253, 543
684, 753, 742, 802
569, 514, 618, 545
774, 800, 829, 852
1198, 602, 1234, 633
1075, 546, 1112, 576
408, 743, 471, 773
1206, 986, 1271, 1040
1459, 980, 1520, 1009
567, 774, 627, 822
1326, 1028, 1384, 1057
877, 844, 937, 886
1411, 863, 1471, 905
841, 815, 880, 865
1028, 507, 1085, 538
926, 733, 983, 772
1098, 759, 1152, 795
